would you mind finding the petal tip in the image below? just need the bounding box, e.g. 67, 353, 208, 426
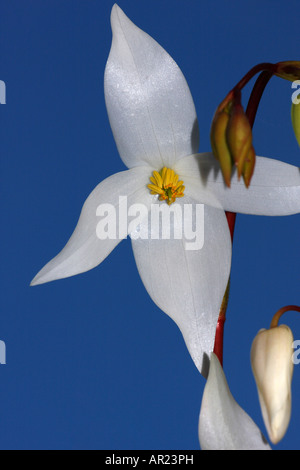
30, 268, 52, 287
30, 277, 38, 287
110, 3, 131, 33
110, 3, 121, 21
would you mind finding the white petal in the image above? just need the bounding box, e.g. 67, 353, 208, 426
104, 5, 199, 170
176, 153, 300, 215
131, 199, 231, 377
174, 155, 223, 209
31, 167, 152, 286
199, 353, 271, 450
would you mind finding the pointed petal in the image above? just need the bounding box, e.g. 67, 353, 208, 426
131, 199, 231, 377
199, 353, 271, 450
176, 153, 300, 215
104, 5, 199, 170
31, 167, 152, 285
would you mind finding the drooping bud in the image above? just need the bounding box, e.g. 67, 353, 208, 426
291, 98, 300, 148
210, 108, 233, 187
226, 102, 253, 179
210, 91, 256, 187
275, 61, 300, 82
242, 145, 256, 188
250, 325, 294, 444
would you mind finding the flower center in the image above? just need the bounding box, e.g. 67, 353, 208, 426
147, 167, 185, 205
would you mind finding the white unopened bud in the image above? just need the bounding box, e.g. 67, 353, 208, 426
250, 325, 294, 444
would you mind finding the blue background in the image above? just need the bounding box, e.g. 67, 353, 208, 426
1, 0, 300, 450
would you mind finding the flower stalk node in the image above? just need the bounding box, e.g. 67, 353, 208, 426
275, 61, 300, 82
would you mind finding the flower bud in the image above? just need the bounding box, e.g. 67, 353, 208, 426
242, 145, 256, 188
291, 100, 300, 148
210, 92, 256, 187
250, 325, 294, 444
226, 103, 253, 179
275, 61, 300, 82
210, 109, 233, 187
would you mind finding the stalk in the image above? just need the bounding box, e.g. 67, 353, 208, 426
213, 66, 276, 365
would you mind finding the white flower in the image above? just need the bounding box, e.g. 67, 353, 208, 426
199, 353, 271, 450
31, 5, 300, 377
251, 325, 294, 444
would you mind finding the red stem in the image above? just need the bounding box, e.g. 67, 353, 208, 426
234, 62, 275, 93
225, 211, 237, 241
213, 212, 235, 365
213, 66, 274, 365
214, 316, 226, 366
246, 70, 273, 128
270, 305, 300, 329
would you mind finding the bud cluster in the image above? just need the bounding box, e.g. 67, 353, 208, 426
210, 91, 255, 188
211, 60, 300, 188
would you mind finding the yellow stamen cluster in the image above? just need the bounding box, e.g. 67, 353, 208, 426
148, 167, 185, 205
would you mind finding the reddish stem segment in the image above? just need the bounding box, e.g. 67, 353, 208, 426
214, 316, 225, 366
270, 305, 300, 329
213, 213, 235, 365
225, 211, 237, 241
213, 65, 275, 365
234, 62, 275, 93
246, 70, 273, 128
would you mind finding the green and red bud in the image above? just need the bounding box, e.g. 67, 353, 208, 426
226, 102, 253, 179
242, 145, 256, 188
210, 94, 255, 187
211, 60, 300, 188
210, 109, 233, 187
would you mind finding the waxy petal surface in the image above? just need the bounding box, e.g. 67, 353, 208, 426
176, 153, 300, 215
105, 5, 199, 170
199, 354, 271, 450
31, 167, 151, 286
131, 200, 231, 377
